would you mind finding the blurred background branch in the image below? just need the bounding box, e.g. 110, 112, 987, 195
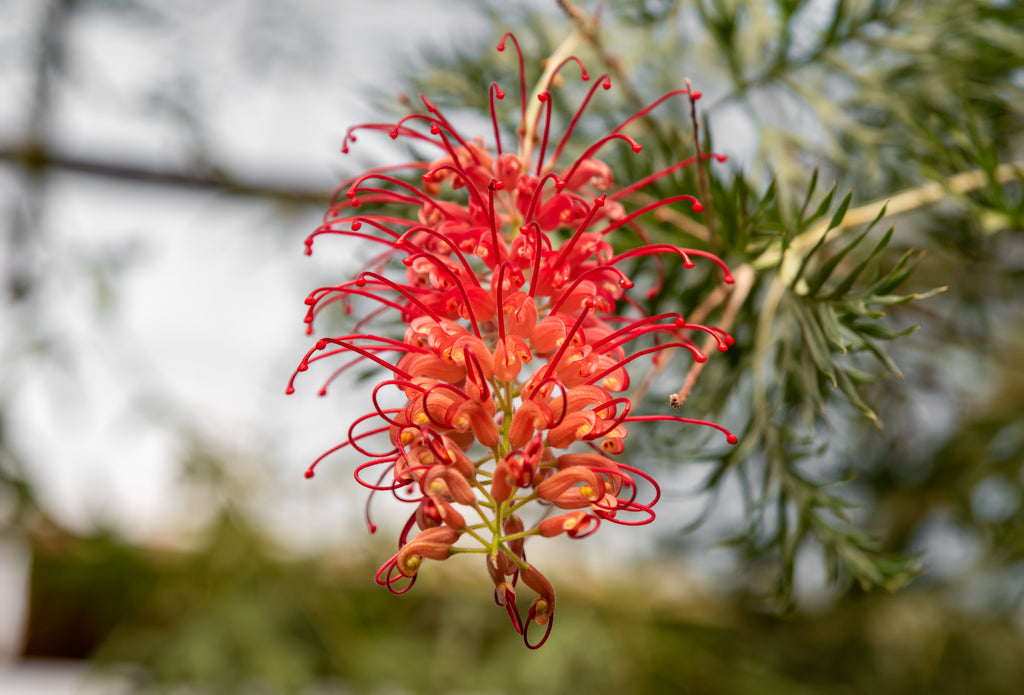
0, 144, 331, 204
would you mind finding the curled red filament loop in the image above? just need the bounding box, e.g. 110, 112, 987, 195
561, 133, 642, 187
489, 82, 506, 156
610, 87, 702, 136
521, 172, 567, 228
356, 271, 450, 325
374, 556, 418, 595
550, 74, 612, 165
423, 164, 490, 212
547, 264, 632, 315
341, 123, 441, 155
625, 415, 739, 445
496, 33, 526, 121
615, 462, 662, 509
535, 91, 553, 176
587, 312, 686, 352
586, 341, 709, 391
524, 610, 555, 650
403, 252, 483, 336
590, 398, 633, 438
566, 514, 601, 539
354, 458, 406, 492
599, 500, 656, 526
396, 226, 481, 287
346, 172, 443, 210
551, 194, 608, 269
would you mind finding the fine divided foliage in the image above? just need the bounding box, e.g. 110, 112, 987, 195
387, 0, 1023, 611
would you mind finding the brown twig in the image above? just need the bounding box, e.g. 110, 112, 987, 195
653, 205, 713, 244
631, 264, 755, 406
670, 264, 755, 407
555, 0, 645, 110
0, 143, 330, 205
687, 79, 720, 254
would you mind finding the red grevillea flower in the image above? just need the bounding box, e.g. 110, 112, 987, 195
288, 34, 737, 649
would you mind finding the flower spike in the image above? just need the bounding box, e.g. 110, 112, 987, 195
290, 32, 736, 648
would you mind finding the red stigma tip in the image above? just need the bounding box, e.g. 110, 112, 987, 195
726, 434, 738, 445
631, 144, 643, 153
304, 469, 315, 479
497, 38, 506, 51
318, 388, 328, 396
538, 92, 549, 102
351, 220, 362, 230
595, 194, 606, 206
315, 339, 327, 349
691, 90, 702, 100
692, 202, 704, 212
601, 76, 612, 89
368, 523, 378, 533
495, 85, 505, 99
285, 386, 295, 395
389, 129, 399, 139
430, 123, 441, 135
581, 69, 590, 81
683, 259, 696, 269
723, 273, 735, 284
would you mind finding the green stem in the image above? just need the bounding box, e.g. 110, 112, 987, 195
501, 528, 542, 544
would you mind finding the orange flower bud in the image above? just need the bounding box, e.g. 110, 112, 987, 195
546, 411, 599, 448
538, 511, 592, 537
503, 513, 526, 561
395, 526, 460, 577
521, 564, 555, 627
491, 458, 515, 505
423, 466, 477, 505
535, 466, 603, 504
509, 398, 552, 449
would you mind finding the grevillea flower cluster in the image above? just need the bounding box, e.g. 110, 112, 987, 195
288, 34, 736, 648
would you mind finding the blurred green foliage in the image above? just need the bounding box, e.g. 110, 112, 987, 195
23, 515, 1024, 695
